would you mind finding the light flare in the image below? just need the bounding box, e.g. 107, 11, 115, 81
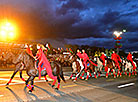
0, 20, 17, 41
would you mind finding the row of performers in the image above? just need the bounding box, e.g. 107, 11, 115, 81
25, 43, 136, 78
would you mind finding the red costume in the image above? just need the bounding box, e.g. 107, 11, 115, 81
111, 52, 121, 70
117, 54, 121, 63
77, 52, 83, 59
127, 53, 136, 69
26, 47, 34, 57
100, 54, 106, 66
36, 48, 57, 85
81, 52, 97, 71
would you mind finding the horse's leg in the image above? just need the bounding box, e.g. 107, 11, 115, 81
75, 67, 84, 81
26, 76, 35, 91
70, 73, 74, 79
60, 70, 66, 83
93, 66, 97, 79
98, 66, 102, 77
74, 72, 79, 81
55, 76, 60, 90
80, 62, 87, 79
113, 69, 116, 78
106, 68, 110, 78
119, 65, 122, 77
6, 64, 21, 85
86, 71, 89, 80
6, 69, 18, 85
29, 77, 35, 93
129, 68, 131, 77
131, 67, 134, 75
20, 71, 26, 81
44, 75, 48, 82
125, 67, 128, 76
134, 69, 137, 75
79, 68, 85, 79
71, 62, 76, 80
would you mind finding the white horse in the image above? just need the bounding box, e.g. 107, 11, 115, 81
96, 57, 104, 73
124, 60, 137, 76
69, 54, 85, 81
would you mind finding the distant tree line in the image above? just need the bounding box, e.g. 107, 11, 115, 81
64, 44, 138, 58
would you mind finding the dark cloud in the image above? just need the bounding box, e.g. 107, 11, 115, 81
99, 10, 120, 25
56, 0, 85, 15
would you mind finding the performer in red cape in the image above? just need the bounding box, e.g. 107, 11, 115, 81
81, 49, 97, 71
111, 51, 121, 70
111, 51, 122, 77
100, 52, 106, 67
36, 44, 57, 86
127, 52, 136, 70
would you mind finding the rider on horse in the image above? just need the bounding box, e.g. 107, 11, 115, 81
100, 52, 106, 67
127, 52, 136, 70
81, 50, 97, 71
111, 51, 122, 76
76, 49, 84, 69
111, 51, 121, 70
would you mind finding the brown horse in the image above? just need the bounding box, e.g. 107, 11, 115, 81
105, 58, 117, 78
1, 50, 37, 92
2, 50, 65, 92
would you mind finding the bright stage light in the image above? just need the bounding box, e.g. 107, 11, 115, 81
0, 20, 17, 41
113, 31, 123, 37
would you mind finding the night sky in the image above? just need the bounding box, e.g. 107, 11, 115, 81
0, 0, 138, 51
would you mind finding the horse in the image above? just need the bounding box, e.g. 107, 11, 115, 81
105, 58, 117, 78
95, 57, 104, 76
1, 50, 37, 92
68, 54, 97, 81
68, 54, 84, 81
123, 59, 137, 76
2, 50, 65, 92
86, 60, 97, 79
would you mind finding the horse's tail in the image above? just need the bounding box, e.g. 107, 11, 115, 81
60, 71, 66, 83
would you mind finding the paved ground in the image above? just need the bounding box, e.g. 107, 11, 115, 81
0, 70, 138, 102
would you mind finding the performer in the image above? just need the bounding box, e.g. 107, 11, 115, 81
111, 51, 121, 70
111, 51, 122, 77
81, 50, 97, 71
100, 52, 106, 67
127, 52, 136, 71
76, 49, 84, 70
25, 43, 34, 57
76, 49, 83, 59
36, 44, 57, 86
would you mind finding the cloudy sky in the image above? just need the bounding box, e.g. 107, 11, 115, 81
0, 0, 138, 51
